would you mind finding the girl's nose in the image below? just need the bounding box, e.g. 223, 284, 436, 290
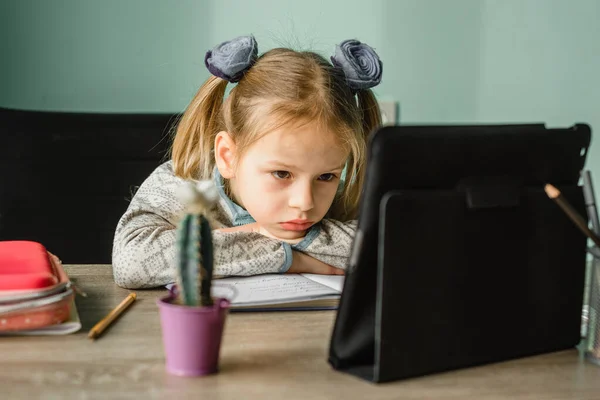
288, 182, 315, 212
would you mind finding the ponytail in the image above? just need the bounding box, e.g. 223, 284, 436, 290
171, 76, 228, 180
357, 89, 382, 139
331, 89, 382, 220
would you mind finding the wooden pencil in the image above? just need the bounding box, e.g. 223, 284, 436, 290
544, 183, 600, 248
88, 292, 137, 340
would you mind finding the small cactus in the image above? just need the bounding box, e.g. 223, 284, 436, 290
174, 180, 218, 307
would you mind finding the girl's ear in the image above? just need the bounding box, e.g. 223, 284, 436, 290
214, 131, 237, 179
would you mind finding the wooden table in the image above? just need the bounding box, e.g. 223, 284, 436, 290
1, 265, 600, 399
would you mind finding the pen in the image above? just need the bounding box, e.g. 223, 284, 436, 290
544, 183, 600, 248
581, 171, 600, 342
88, 292, 136, 340
582, 170, 600, 235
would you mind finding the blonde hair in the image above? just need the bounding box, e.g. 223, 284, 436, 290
171, 48, 381, 221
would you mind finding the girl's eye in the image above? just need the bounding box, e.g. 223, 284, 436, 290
272, 171, 291, 180
318, 173, 336, 182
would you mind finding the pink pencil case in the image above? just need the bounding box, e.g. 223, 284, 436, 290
0, 241, 74, 332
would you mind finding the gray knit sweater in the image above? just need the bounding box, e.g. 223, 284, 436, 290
112, 161, 357, 288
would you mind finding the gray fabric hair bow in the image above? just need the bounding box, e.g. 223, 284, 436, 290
204, 35, 258, 83
331, 39, 383, 91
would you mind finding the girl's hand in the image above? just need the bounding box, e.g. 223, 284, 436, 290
286, 251, 344, 275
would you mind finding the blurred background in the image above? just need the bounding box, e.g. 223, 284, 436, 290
1, 0, 599, 181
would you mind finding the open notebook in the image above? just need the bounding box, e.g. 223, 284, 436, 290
167, 274, 344, 311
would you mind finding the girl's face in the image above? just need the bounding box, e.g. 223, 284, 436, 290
216, 123, 348, 241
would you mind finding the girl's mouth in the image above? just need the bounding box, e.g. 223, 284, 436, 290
279, 220, 313, 231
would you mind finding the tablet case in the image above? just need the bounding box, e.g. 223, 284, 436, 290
329, 123, 592, 382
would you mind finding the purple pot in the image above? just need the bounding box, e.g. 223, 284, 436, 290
156, 295, 230, 377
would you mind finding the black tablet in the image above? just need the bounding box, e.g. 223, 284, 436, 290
329, 123, 592, 382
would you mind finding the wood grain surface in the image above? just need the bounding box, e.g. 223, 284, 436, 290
1, 265, 599, 400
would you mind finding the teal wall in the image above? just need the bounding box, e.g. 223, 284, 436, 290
1, 0, 599, 183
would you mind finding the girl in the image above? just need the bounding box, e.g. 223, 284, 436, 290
112, 36, 383, 288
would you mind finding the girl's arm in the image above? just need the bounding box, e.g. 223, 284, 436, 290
290, 219, 358, 271
220, 219, 358, 272
218, 222, 347, 275
112, 163, 291, 289
287, 250, 344, 275
112, 210, 291, 288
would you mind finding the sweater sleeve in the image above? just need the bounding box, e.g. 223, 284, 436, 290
111, 164, 291, 289
291, 219, 357, 270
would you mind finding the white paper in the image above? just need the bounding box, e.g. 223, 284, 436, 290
301, 274, 345, 292
211, 274, 340, 306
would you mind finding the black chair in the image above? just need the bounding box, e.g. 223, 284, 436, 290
0, 107, 179, 263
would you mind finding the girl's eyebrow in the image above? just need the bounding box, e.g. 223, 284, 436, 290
323, 161, 347, 171
263, 160, 345, 172
263, 160, 295, 170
